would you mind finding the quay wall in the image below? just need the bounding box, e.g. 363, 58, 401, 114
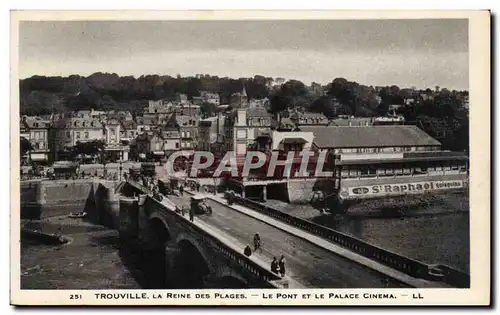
20, 179, 120, 221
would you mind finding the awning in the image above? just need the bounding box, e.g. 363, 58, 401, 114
280, 138, 308, 144
30, 153, 48, 161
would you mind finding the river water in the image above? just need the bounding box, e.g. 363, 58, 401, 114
264, 191, 470, 273
20, 217, 141, 290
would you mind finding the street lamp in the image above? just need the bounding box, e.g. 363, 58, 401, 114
119, 151, 123, 181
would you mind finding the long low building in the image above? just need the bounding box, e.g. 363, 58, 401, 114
296, 125, 468, 203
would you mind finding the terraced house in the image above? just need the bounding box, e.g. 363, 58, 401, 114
51, 116, 104, 160
20, 116, 52, 164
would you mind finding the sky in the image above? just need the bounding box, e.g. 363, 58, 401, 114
18, 19, 469, 90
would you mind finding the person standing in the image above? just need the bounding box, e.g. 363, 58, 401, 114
278, 255, 286, 277
253, 233, 262, 252
271, 257, 279, 274
189, 209, 194, 222
244, 245, 252, 257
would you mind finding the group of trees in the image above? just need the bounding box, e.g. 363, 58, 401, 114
20, 73, 469, 152
20, 73, 277, 116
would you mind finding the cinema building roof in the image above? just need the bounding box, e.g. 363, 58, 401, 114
299, 125, 442, 150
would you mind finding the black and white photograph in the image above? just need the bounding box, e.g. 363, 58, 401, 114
10, 10, 490, 306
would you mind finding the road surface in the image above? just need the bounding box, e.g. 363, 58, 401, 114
168, 194, 408, 288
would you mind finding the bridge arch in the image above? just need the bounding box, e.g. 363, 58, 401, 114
147, 214, 172, 246
141, 215, 173, 289
171, 236, 212, 288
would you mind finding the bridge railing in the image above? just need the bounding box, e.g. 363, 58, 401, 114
126, 180, 284, 288
231, 195, 470, 288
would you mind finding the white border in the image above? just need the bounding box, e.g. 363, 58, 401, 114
3, 3, 493, 311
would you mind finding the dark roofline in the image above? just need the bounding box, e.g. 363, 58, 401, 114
314, 143, 441, 149
335, 155, 469, 166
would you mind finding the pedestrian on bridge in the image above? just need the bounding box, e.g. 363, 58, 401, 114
189, 209, 194, 222
271, 257, 279, 274
278, 255, 286, 277
244, 245, 252, 257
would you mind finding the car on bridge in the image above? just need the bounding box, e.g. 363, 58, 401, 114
191, 195, 213, 215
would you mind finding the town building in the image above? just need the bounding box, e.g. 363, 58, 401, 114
200, 91, 221, 106
131, 128, 180, 161
198, 117, 219, 151
103, 117, 129, 161
120, 120, 138, 143
51, 117, 104, 161
289, 111, 329, 126
148, 100, 170, 114
223, 107, 273, 154
133, 132, 165, 161
20, 116, 52, 164
74, 109, 106, 120
192, 96, 204, 106
176, 93, 189, 104
160, 129, 181, 155
299, 125, 468, 203
170, 104, 200, 116
230, 87, 248, 108
328, 116, 373, 127
166, 113, 200, 151
248, 97, 270, 109
136, 116, 161, 135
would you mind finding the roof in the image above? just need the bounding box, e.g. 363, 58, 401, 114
300, 125, 442, 148
329, 118, 373, 127
296, 112, 327, 119
247, 107, 272, 118
121, 120, 137, 129
23, 117, 51, 129
54, 117, 103, 129
135, 133, 153, 142
279, 118, 297, 130
175, 115, 200, 126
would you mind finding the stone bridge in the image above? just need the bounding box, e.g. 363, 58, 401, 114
114, 180, 459, 289
117, 180, 284, 289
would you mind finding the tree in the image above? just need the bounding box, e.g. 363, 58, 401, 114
73, 140, 105, 158
327, 78, 359, 115
269, 80, 310, 114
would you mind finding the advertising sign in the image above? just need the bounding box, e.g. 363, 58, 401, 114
342, 180, 464, 199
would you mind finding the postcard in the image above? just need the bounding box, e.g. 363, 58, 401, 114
10, 10, 490, 306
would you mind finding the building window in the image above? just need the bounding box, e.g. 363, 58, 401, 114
76, 132, 81, 139
111, 129, 116, 136
84, 132, 89, 139
175, 143, 179, 149
66, 131, 71, 139
186, 131, 191, 138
